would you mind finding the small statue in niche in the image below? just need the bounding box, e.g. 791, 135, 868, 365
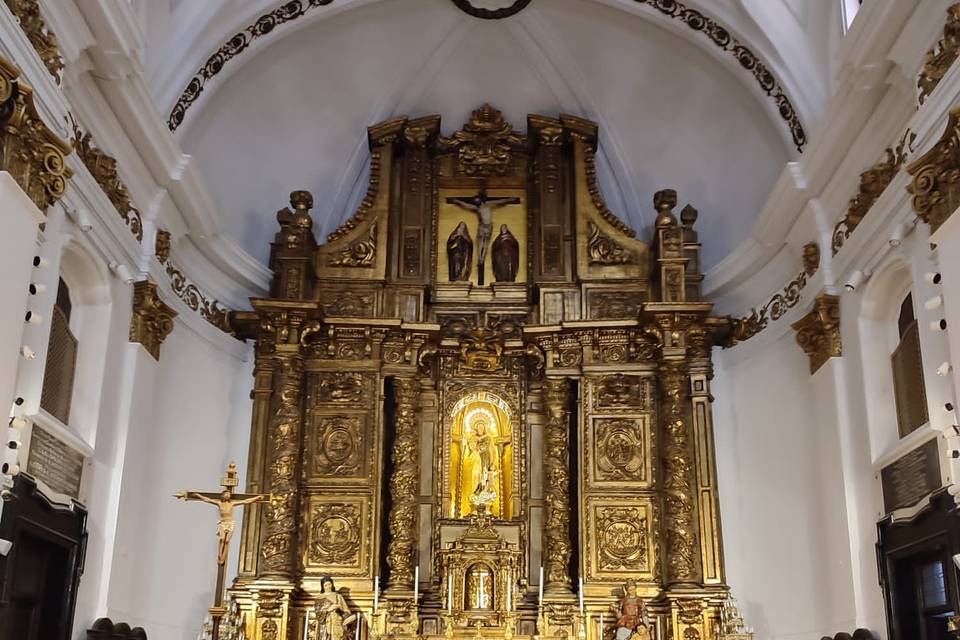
314, 576, 357, 640
447, 221, 474, 282
491, 224, 519, 282
612, 579, 651, 640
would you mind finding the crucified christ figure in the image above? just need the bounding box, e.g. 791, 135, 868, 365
176, 487, 268, 565
446, 188, 520, 285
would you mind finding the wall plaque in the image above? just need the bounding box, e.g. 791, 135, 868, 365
881, 437, 941, 513
26, 426, 84, 498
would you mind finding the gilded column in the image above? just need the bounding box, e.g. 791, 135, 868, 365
260, 343, 306, 577
543, 377, 573, 593
386, 376, 422, 592
660, 360, 701, 587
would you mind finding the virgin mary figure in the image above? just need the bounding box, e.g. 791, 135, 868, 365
314, 577, 356, 640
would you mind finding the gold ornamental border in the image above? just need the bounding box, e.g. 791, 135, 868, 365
164, 0, 807, 151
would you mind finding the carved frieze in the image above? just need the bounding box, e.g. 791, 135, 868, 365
791, 293, 841, 374
0, 58, 72, 214
587, 290, 644, 320
3, 0, 63, 82
320, 290, 375, 317
832, 133, 911, 254
129, 280, 177, 361
315, 372, 370, 404
594, 374, 652, 410
907, 105, 960, 232
918, 4, 960, 105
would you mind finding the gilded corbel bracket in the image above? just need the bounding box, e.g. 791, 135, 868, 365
129, 280, 178, 361
0, 56, 72, 214
907, 105, 960, 233
918, 4, 960, 106
791, 293, 841, 374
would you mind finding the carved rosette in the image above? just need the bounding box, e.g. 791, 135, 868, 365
907, 106, 960, 233
129, 280, 177, 361
659, 362, 700, 586
543, 377, 573, 592
386, 376, 421, 592
260, 348, 305, 576
791, 293, 841, 374
0, 57, 72, 214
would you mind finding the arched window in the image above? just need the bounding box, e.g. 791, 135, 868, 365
39, 277, 78, 425
891, 292, 928, 438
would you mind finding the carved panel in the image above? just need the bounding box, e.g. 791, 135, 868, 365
307, 413, 369, 481
586, 289, 645, 320
587, 417, 650, 486
312, 372, 373, 406
305, 495, 370, 574
586, 498, 655, 580
592, 374, 655, 411
319, 290, 376, 317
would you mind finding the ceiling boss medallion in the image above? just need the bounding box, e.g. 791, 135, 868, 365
449, 0, 532, 20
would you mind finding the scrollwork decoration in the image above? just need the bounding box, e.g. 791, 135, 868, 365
918, 4, 960, 106
587, 221, 632, 264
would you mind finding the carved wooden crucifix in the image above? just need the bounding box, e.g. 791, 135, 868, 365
446, 188, 520, 285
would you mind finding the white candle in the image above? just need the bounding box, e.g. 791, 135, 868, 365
480, 573, 486, 608
538, 566, 544, 604
303, 610, 311, 640
447, 574, 453, 613
414, 566, 420, 604
506, 570, 512, 612
355, 612, 361, 640
373, 576, 379, 613
578, 577, 584, 615
599, 613, 604, 640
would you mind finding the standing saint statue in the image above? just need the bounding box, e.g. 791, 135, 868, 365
447, 221, 473, 281
491, 224, 519, 282
446, 189, 521, 285
314, 576, 357, 640
613, 579, 651, 640
465, 418, 500, 513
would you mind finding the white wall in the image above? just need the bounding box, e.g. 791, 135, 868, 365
98, 324, 253, 640
714, 332, 858, 640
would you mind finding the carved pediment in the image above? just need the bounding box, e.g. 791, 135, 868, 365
438, 104, 526, 177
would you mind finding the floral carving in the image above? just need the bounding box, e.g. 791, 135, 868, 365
328, 221, 377, 267
918, 4, 960, 105
907, 105, 960, 232
4, 0, 63, 82
588, 221, 633, 264
660, 362, 698, 584
439, 104, 523, 176
386, 377, 421, 590
543, 378, 573, 590
791, 293, 841, 374
129, 280, 177, 361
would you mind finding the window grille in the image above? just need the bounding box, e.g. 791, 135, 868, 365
39, 280, 77, 425
892, 294, 928, 438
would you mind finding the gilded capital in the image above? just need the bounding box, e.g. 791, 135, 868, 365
129, 280, 178, 361
791, 293, 842, 374
0, 57, 72, 214
907, 105, 960, 233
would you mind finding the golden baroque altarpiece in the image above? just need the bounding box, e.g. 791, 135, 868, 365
227, 105, 741, 640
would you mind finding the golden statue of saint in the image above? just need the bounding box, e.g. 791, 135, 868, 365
465, 417, 499, 512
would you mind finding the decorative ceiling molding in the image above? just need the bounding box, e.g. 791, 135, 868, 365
831, 128, 912, 255
164, 0, 806, 151
167, 0, 334, 132
3, 0, 63, 84
630, 0, 805, 152
723, 242, 819, 346
918, 4, 960, 107
450, 0, 532, 20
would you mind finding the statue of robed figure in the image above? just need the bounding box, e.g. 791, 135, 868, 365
447, 221, 473, 281
313, 576, 358, 640
613, 579, 651, 640
491, 224, 519, 282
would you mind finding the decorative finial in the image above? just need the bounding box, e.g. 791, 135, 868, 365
680, 204, 698, 227
653, 189, 678, 227
289, 190, 314, 229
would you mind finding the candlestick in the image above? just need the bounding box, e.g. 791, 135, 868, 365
578, 577, 584, 615
447, 574, 453, 613
373, 576, 379, 613
538, 566, 544, 604
414, 566, 420, 604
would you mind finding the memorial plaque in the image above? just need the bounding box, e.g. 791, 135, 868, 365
881, 438, 941, 513
26, 426, 84, 498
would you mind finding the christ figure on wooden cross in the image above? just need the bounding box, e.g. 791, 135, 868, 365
446, 188, 520, 285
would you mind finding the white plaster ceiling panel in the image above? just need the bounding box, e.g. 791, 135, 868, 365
180, 0, 790, 269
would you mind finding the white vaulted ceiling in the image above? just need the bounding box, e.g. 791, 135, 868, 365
130, 0, 838, 277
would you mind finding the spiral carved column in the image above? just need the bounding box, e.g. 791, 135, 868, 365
386, 376, 422, 592
543, 377, 573, 593
660, 360, 701, 587
260, 349, 305, 577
